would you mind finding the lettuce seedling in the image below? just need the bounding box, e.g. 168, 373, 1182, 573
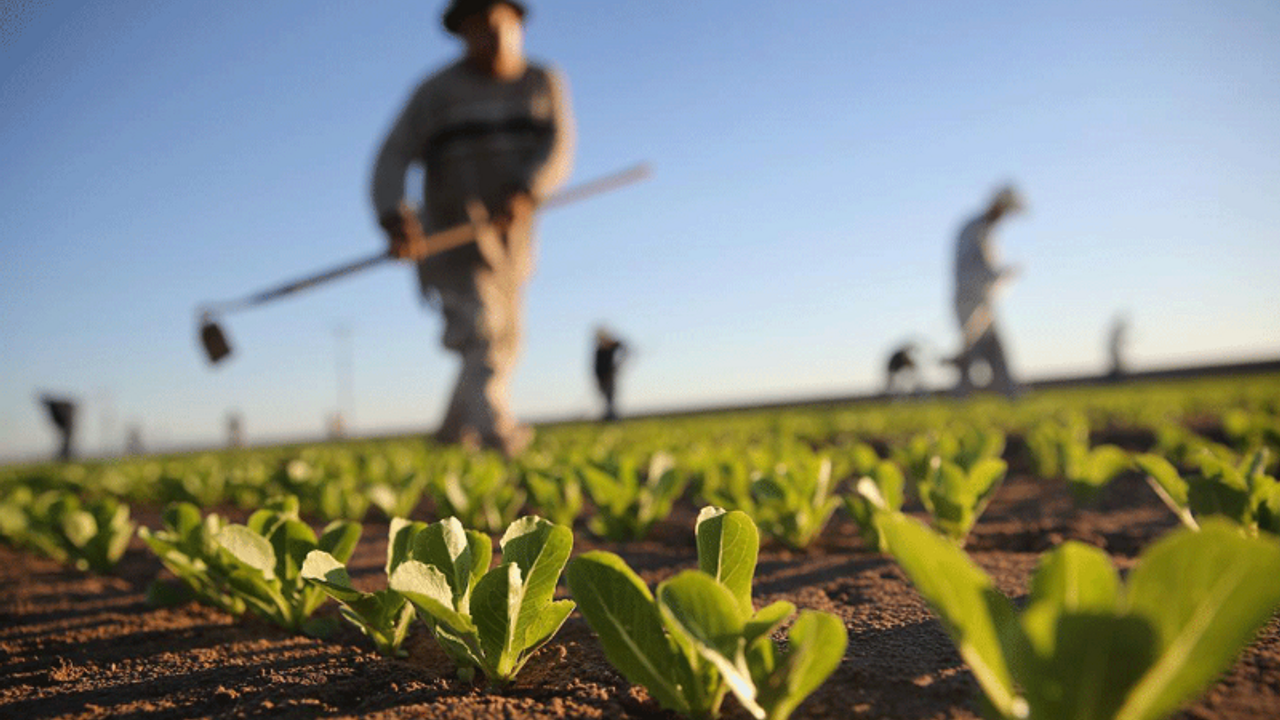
878, 511, 1280, 720
567, 507, 847, 720
1063, 444, 1131, 505
896, 426, 1006, 483
0, 487, 33, 547
301, 517, 421, 656
1025, 413, 1086, 480
829, 440, 882, 486
842, 460, 905, 551
1152, 422, 1236, 470
19, 491, 135, 573
691, 447, 758, 514
215, 495, 361, 634
1220, 407, 1280, 455
389, 515, 575, 686
915, 456, 1007, 546
368, 470, 432, 520
1137, 449, 1280, 535
138, 501, 246, 614
273, 455, 371, 522
750, 455, 840, 549
580, 451, 689, 540
519, 465, 584, 529
431, 453, 528, 534
1026, 415, 1129, 503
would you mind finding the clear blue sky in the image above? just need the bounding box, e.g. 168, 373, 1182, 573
2, 0, 1278, 459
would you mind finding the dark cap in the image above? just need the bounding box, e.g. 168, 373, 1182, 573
443, 0, 527, 34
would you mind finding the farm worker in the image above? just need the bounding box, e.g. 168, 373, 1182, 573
1108, 313, 1129, 380
884, 342, 920, 397
951, 185, 1024, 399
39, 394, 77, 461
593, 326, 629, 421
371, 0, 574, 457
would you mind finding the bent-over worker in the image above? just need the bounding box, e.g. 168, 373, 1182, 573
952, 185, 1024, 399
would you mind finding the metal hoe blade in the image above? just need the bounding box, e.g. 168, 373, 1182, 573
200, 315, 233, 364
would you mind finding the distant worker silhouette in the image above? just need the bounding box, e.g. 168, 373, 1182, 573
125, 424, 145, 456
593, 327, 629, 421
1108, 313, 1129, 380
39, 395, 77, 461
371, 0, 574, 457
951, 185, 1024, 399
884, 342, 920, 396
227, 412, 244, 448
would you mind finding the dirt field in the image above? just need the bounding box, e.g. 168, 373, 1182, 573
4, 456, 1280, 719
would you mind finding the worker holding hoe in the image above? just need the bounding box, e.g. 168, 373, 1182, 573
371, 0, 574, 456
951, 185, 1024, 399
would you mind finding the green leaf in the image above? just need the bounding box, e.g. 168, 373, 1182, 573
499, 517, 573, 652
268, 518, 316, 583
218, 524, 277, 578
756, 610, 848, 720
472, 562, 522, 681
968, 457, 1008, 508
696, 507, 759, 618
300, 549, 364, 603
464, 528, 493, 595
871, 461, 905, 512
225, 566, 289, 622
319, 519, 361, 564
522, 598, 575, 658
658, 570, 758, 718
658, 571, 747, 658
1013, 543, 1140, 718
1086, 445, 1131, 484
387, 517, 425, 575
1117, 520, 1280, 720
62, 509, 97, 549
566, 551, 695, 716
162, 502, 203, 541
1020, 542, 1121, 656
388, 559, 476, 635
744, 600, 796, 649
1026, 613, 1158, 720
1135, 453, 1198, 529
413, 517, 476, 602
877, 512, 1023, 718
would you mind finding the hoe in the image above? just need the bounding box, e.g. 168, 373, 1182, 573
198, 163, 650, 365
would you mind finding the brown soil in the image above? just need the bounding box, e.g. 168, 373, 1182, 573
3, 468, 1279, 719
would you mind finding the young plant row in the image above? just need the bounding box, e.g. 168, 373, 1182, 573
0, 486, 134, 572
856, 489, 1280, 720
138, 496, 845, 719
6, 374, 1276, 530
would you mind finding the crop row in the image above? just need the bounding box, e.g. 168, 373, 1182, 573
4, 379, 1278, 555
2, 376, 1280, 720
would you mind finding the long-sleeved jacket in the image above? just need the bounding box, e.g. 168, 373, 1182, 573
953, 213, 1008, 335
370, 59, 574, 287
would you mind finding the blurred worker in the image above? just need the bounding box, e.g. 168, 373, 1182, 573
125, 424, 145, 456
227, 412, 245, 448
593, 327, 629, 421
951, 185, 1024, 399
371, 0, 574, 456
39, 394, 77, 461
1108, 313, 1129, 380
884, 342, 920, 397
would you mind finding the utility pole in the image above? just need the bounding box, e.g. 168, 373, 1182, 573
332, 324, 354, 437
